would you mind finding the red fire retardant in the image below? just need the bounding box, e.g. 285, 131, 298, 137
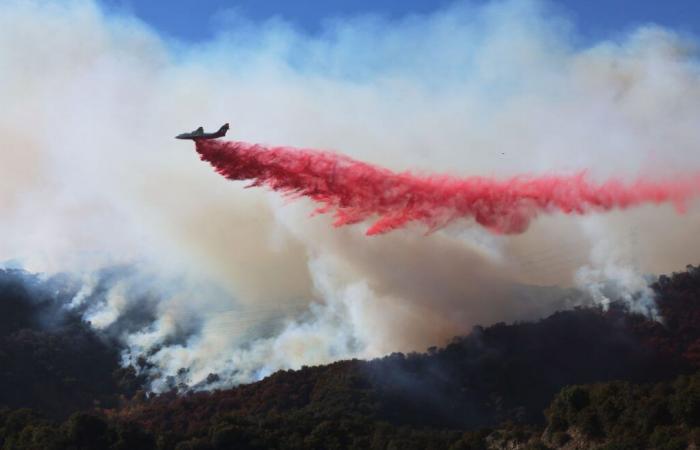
195, 140, 699, 235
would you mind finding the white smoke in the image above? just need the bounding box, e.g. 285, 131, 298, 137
574, 215, 656, 316
2, 0, 700, 390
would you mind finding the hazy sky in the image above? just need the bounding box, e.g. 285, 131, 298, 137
99, 0, 700, 43
6, 0, 700, 388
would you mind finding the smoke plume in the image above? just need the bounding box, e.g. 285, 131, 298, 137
2, 0, 700, 390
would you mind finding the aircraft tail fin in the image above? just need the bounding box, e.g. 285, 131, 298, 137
218, 123, 230, 136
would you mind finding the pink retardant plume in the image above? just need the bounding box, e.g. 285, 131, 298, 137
195, 140, 700, 235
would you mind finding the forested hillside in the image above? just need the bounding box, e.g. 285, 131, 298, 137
2, 265, 700, 449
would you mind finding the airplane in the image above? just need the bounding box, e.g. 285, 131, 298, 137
175, 123, 229, 140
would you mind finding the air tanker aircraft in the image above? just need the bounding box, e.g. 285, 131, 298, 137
176, 123, 229, 140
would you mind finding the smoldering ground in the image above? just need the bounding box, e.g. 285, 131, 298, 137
2, 0, 700, 390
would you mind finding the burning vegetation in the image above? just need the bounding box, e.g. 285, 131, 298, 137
1, 265, 700, 448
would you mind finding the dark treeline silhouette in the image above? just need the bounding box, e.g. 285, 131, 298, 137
0, 270, 143, 419
2, 265, 700, 449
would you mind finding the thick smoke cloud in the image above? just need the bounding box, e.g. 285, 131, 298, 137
2, 0, 700, 390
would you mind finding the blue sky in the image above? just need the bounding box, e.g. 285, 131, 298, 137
101, 0, 700, 43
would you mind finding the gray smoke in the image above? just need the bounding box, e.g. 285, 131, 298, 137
2, 0, 700, 390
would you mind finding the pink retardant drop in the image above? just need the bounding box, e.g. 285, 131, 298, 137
195, 140, 700, 235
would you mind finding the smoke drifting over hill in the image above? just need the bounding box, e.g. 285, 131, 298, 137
2, 0, 700, 390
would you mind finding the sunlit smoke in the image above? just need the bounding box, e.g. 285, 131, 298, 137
1, 0, 700, 390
